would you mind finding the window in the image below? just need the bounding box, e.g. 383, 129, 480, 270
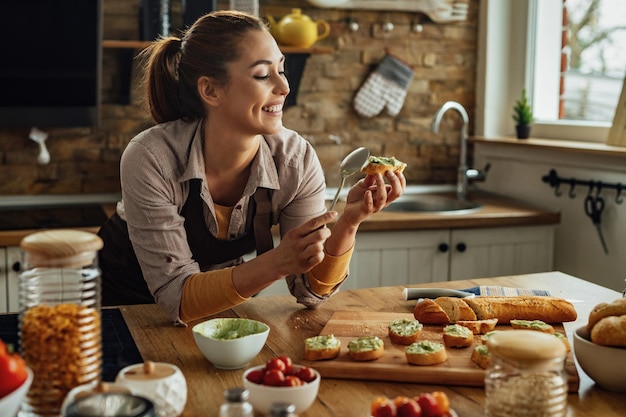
477, 0, 625, 142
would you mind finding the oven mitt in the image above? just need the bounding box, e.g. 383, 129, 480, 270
353, 54, 414, 118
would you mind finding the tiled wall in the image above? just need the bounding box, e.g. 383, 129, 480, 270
0, 0, 478, 195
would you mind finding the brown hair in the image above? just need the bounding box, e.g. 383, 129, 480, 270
139, 11, 268, 124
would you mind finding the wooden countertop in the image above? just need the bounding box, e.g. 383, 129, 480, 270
0, 192, 559, 247
118, 272, 625, 417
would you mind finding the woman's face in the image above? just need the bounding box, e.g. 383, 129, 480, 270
217, 29, 290, 136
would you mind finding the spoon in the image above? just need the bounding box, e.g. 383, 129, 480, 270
327, 147, 370, 211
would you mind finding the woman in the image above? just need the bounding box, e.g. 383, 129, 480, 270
98, 10, 406, 326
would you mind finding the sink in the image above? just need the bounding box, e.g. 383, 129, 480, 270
383, 193, 481, 214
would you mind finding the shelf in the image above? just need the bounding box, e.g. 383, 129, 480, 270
102, 40, 333, 54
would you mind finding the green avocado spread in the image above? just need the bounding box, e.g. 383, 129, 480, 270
389, 318, 423, 336
367, 156, 403, 167
405, 340, 444, 354
511, 319, 551, 330
443, 324, 472, 337
199, 318, 267, 340
305, 334, 341, 349
348, 336, 383, 352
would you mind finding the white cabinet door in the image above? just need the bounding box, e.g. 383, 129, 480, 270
347, 230, 450, 289
449, 225, 555, 281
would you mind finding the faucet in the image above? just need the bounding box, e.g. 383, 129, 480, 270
431, 101, 490, 201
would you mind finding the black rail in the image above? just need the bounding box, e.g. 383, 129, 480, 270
541, 169, 624, 204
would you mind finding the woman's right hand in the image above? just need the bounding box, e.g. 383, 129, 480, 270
274, 211, 338, 275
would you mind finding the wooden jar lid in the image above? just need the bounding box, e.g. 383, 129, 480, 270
20, 229, 103, 267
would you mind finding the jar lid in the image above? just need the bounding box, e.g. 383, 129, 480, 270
119, 361, 177, 381
20, 229, 103, 267
487, 329, 566, 361
64, 392, 155, 417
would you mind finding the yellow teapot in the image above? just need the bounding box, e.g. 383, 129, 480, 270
265, 8, 330, 48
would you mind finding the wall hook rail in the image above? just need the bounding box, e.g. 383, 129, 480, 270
541, 169, 624, 205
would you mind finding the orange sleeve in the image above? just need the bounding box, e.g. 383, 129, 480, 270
307, 244, 354, 296
180, 267, 249, 322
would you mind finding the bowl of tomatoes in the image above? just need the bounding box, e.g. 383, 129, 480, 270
0, 340, 33, 417
242, 356, 320, 415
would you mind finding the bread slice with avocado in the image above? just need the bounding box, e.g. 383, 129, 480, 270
405, 340, 447, 366
361, 156, 407, 175
388, 318, 423, 345
442, 324, 474, 348
348, 336, 384, 361
304, 334, 341, 361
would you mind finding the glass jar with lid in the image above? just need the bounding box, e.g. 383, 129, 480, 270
485, 329, 568, 417
18, 229, 104, 417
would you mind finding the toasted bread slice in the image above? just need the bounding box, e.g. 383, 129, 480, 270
348, 336, 384, 361
442, 324, 474, 348
361, 156, 407, 175
388, 318, 423, 345
471, 344, 490, 369
553, 332, 571, 352
456, 318, 499, 335
405, 341, 447, 366
510, 319, 555, 334
304, 334, 341, 361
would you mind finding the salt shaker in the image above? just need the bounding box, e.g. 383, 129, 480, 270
219, 388, 254, 417
268, 402, 297, 417
19, 229, 104, 417
485, 329, 568, 417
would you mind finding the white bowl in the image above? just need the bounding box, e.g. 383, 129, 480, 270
573, 325, 626, 392
0, 367, 33, 417
192, 318, 270, 370
306, 0, 349, 7
242, 364, 320, 415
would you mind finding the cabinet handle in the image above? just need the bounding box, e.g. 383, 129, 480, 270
456, 242, 467, 253
438, 243, 449, 253
12, 261, 21, 272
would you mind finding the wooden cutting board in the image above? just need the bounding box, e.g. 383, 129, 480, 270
302, 311, 579, 392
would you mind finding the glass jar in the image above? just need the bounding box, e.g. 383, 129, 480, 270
485, 329, 568, 417
219, 388, 254, 417
18, 229, 104, 417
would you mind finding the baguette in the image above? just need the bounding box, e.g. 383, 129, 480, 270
405, 341, 447, 366
463, 296, 578, 323
388, 318, 423, 345
457, 318, 498, 335
434, 297, 477, 322
590, 315, 626, 347
587, 298, 626, 332
413, 299, 450, 324
304, 334, 341, 361
442, 324, 474, 348
348, 336, 384, 361
510, 319, 555, 334
361, 156, 407, 175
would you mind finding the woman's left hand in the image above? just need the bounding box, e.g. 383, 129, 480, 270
341, 170, 406, 225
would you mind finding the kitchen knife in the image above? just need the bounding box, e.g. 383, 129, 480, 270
402, 288, 475, 300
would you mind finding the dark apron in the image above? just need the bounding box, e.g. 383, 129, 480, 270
98, 179, 274, 306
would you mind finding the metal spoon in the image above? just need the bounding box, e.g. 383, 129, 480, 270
327, 147, 370, 211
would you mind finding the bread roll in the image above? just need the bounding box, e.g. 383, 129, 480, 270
510, 319, 555, 334
442, 324, 474, 348
405, 341, 447, 366
471, 344, 490, 369
304, 334, 341, 361
435, 297, 477, 322
361, 156, 407, 175
388, 318, 423, 345
463, 296, 578, 323
456, 318, 498, 335
590, 315, 626, 347
587, 298, 626, 332
348, 336, 384, 361
413, 299, 450, 324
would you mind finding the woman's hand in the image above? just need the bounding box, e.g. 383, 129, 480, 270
341, 170, 406, 226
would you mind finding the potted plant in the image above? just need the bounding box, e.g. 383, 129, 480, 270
512, 88, 533, 139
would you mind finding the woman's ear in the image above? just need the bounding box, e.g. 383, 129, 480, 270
197, 76, 221, 107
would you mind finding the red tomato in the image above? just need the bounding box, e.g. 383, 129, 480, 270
0, 340, 28, 398
277, 356, 294, 374
430, 391, 450, 415
416, 393, 439, 417
266, 358, 286, 373
282, 375, 303, 386
295, 366, 316, 383
397, 398, 422, 417
262, 369, 285, 386
246, 369, 265, 385
371, 397, 397, 417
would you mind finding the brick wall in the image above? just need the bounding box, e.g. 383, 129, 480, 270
0, 0, 478, 195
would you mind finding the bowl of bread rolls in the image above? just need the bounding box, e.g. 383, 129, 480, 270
573, 297, 626, 392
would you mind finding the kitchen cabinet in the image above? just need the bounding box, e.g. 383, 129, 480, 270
344, 225, 555, 290
0, 246, 21, 313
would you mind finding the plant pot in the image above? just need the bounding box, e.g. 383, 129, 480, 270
516, 124, 531, 139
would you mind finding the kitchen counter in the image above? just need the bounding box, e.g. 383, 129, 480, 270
0, 189, 559, 247
116, 272, 624, 417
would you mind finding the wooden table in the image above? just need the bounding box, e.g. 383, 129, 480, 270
118, 272, 626, 417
